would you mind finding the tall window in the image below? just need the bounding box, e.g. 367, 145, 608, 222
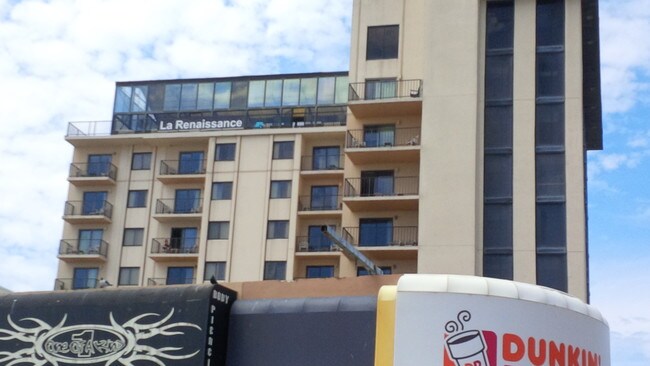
118, 267, 139, 286
174, 189, 201, 213
82, 191, 107, 215
270, 181, 292, 198
267, 221, 289, 239
212, 182, 233, 200
363, 125, 395, 147
127, 190, 147, 208
87, 154, 112, 177
131, 152, 152, 170
365, 79, 397, 100
483, 0, 514, 281
306, 266, 335, 279
170, 227, 198, 252
166, 267, 194, 285
178, 151, 204, 174
272, 141, 294, 159
78, 229, 103, 253
72, 268, 98, 290
311, 186, 339, 210
308, 225, 334, 251
536, 0, 567, 292
366, 25, 399, 60
361, 171, 394, 196
312, 146, 341, 170
359, 218, 393, 247
264, 261, 286, 280
215, 143, 236, 161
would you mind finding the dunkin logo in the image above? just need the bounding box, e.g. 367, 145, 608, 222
443, 310, 603, 366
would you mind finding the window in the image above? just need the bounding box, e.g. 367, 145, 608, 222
123, 228, 144, 246
311, 186, 339, 210
230, 81, 248, 109
197, 83, 214, 109
307, 225, 334, 251
215, 143, 236, 161
214, 82, 231, 109
127, 190, 147, 208
306, 266, 335, 278
363, 125, 395, 147
174, 189, 201, 213
366, 25, 399, 60
359, 218, 393, 247
170, 227, 198, 252
360, 171, 394, 196
212, 182, 233, 200
132, 153, 152, 170
248, 80, 265, 108
265, 79, 283, 107
118, 267, 139, 286
204, 262, 226, 281
82, 191, 108, 215
312, 146, 341, 170
264, 261, 286, 280
78, 229, 103, 254
163, 84, 181, 111
272, 141, 294, 159
178, 151, 204, 174
72, 268, 98, 290
537, 253, 567, 292
166, 267, 194, 285
208, 222, 230, 240
357, 266, 392, 276
282, 79, 300, 106
87, 154, 112, 177
365, 79, 397, 100
299, 78, 317, 106
267, 220, 289, 239
270, 181, 292, 199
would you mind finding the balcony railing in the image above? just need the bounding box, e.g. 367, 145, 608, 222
147, 277, 195, 286
64, 200, 114, 218
69, 163, 117, 180
155, 199, 203, 214
296, 236, 339, 253
160, 159, 207, 175
151, 238, 199, 254
342, 226, 418, 247
59, 239, 108, 257
300, 155, 344, 171
66, 121, 112, 137
298, 195, 342, 211
54, 278, 99, 290
344, 177, 419, 197
346, 127, 420, 148
348, 79, 422, 101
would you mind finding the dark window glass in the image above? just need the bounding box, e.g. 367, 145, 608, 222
359, 218, 393, 247
170, 227, 198, 252
483, 204, 513, 250
536, 0, 565, 47
367, 25, 399, 60
178, 151, 204, 174
308, 225, 334, 251
131, 153, 152, 170
485, 55, 513, 101
360, 171, 394, 196
267, 221, 289, 239
208, 222, 230, 240
127, 190, 147, 208
536, 153, 565, 198
230, 81, 248, 109
214, 82, 231, 109
163, 84, 181, 111
357, 266, 392, 276
270, 181, 292, 199
78, 229, 103, 253
131, 86, 148, 112
123, 228, 144, 246
174, 189, 201, 213
180, 84, 197, 110
82, 191, 107, 215
197, 83, 214, 110
484, 105, 513, 149
365, 79, 397, 100
264, 261, 286, 280
306, 266, 335, 278
536, 103, 565, 147
484, 253, 513, 280
273, 141, 294, 159
537, 253, 567, 292
166, 267, 194, 285
73, 268, 98, 290
204, 262, 226, 281
311, 186, 339, 210
486, 1, 514, 50
484, 154, 513, 199
363, 125, 395, 147
313, 146, 341, 170
114, 86, 132, 112
215, 143, 236, 161
536, 202, 566, 249
118, 267, 139, 286
87, 154, 112, 177
212, 182, 233, 200
147, 84, 165, 111
536, 52, 564, 97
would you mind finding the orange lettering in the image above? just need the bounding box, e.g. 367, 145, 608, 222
588, 351, 599, 366
503, 333, 525, 362
528, 337, 547, 365
549, 341, 566, 366
568, 346, 581, 366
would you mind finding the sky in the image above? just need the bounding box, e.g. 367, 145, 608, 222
0, 0, 647, 364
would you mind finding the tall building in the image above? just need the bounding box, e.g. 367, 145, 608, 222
56, 0, 601, 302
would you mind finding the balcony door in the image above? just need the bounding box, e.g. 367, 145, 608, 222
311, 186, 339, 210
87, 154, 111, 176
78, 229, 102, 254
174, 189, 200, 213
167, 267, 194, 285
170, 227, 198, 253
82, 191, 107, 215
308, 225, 335, 251
359, 218, 393, 247
73, 268, 98, 289
178, 151, 204, 174
363, 125, 395, 147
360, 171, 394, 196
365, 79, 397, 100
312, 146, 340, 170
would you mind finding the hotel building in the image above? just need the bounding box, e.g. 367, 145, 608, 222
55, 0, 601, 302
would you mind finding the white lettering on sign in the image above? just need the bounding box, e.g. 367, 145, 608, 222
159, 119, 243, 131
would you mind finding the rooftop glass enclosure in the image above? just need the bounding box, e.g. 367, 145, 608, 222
112, 72, 349, 134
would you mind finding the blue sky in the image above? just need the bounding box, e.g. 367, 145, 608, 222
0, 0, 648, 364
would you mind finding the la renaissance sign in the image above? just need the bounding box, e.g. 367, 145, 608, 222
159, 119, 244, 131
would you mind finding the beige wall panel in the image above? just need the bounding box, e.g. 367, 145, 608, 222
567, 251, 588, 301
120, 247, 146, 267
205, 240, 229, 261
209, 201, 232, 220
239, 136, 270, 172
213, 161, 236, 173
265, 240, 289, 261
419, 245, 475, 275
268, 199, 292, 220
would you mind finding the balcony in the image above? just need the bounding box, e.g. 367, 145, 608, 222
343, 177, 419, 211
54, 278, 98, 291
58, 239, 108, 262
298, 195, 342, 218
300, 154, 344, 179
152, 199, 203, 222
68, 163, 117, 186
295, 236, 340, 256
63, 200, 113, 224
343, 226, 418, 259
158, 159, 207, 184
345, 127, 420, 164
147, 278, 195, 286
348, 79, 423, 117
149, 238, 199, 261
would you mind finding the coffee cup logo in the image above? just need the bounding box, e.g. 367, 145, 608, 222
444, 311, 490, 366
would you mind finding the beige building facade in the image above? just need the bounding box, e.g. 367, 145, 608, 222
56, 0, 601, 302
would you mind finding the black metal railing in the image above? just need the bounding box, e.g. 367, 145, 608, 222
300, 154, 344, 171
69, 163, 117, 180
159, 159, 206, 175
342, 226, 418, 247
59, 239, 108, 257
296, 236, 339, 252
346, 127, 420, 148
147, 277, 195, 286
348, 79, 422, 101
344, 176, 419, 197
298, 195, 342, 211
54, 278, 99, 290
64, 200, 114, 219
155, 199, 203, 214
151, 238, 199, 254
